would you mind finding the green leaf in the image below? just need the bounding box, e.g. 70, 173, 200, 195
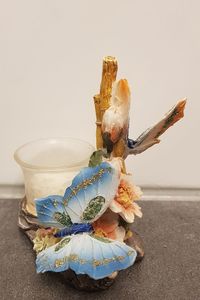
88, 150, 104, 167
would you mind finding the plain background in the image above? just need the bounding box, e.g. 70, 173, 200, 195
0, 0, 199, 188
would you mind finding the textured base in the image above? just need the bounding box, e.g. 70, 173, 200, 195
18, 198, 144, 291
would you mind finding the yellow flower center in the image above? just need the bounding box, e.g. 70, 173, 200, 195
116, 184, 133, 208
94, 228, 107, 238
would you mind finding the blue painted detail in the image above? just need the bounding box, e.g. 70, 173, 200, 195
34, 161, 136, 280
35, 162, 119, 226
128, 138, 137, 149
54, 223, 93, 238
36, 234, 137, 280
63, 162, 119, 223
35, 195, 68, 229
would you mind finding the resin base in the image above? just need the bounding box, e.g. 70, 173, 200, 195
18, 198, 144, 291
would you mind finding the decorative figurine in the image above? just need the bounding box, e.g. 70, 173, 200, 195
17, 56, 186, 291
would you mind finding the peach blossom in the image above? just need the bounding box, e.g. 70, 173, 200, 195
92, 209, 126, 242
109, 174, 143, 223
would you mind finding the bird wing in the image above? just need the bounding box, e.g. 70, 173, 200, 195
129, 99, 186, 155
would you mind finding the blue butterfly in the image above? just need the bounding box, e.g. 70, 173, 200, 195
35, 162, 137, 280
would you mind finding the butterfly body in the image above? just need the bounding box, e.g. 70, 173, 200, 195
54, 223, 93, 238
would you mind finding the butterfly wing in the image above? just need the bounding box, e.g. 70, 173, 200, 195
36, 233, 137, 279
129, 99, 186, 155
35, 162, 120, 228
64, 162, 120, 223
35, 195, 72, 229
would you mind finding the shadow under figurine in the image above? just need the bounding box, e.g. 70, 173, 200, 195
17, 56, 186, 291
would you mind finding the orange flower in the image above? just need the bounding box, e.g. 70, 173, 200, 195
109, 174, 143, 223
93, 209, 126, 242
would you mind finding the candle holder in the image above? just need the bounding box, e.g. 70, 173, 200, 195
15, 138, 96, 249
15, 138, 94, 216
15, 56, 186, 291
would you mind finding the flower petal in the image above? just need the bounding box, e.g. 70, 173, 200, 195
132, 185, 143, 200
132, 202, 143, 218
115, 226, 126, 242
109, 199, 123, 213
120, 209, 135, 223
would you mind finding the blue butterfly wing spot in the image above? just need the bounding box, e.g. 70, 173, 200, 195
63, 162, 120, 223
36, 234, 137, 279
35, 195, 72, 229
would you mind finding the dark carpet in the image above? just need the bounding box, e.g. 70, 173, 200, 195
0, 199, 199, 300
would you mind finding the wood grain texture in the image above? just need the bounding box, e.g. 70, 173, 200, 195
94, 56, 118, 149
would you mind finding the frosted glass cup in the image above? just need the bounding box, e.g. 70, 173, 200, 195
14, 138, 95, 216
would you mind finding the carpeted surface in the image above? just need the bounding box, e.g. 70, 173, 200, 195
0, 199, 199, 300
